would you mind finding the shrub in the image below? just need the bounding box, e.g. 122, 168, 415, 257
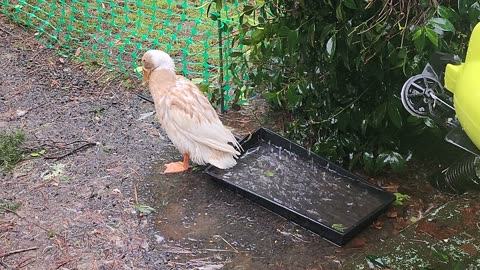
219, 0, 480, 173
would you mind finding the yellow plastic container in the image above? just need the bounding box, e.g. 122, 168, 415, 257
445, 22, 480, 149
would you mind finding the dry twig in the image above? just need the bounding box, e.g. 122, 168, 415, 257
0, 25, 13, 36
44, 142, 96, 160
0, 247, 38, 258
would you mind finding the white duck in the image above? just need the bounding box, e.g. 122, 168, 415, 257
141, 50, 242, 173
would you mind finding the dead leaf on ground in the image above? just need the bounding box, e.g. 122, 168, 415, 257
415, 219, 457, 240
462, 207, 475, 226
371, 220, 384, 230
350, 237, 367, 248
460, 243, 477, 255
386, 211, 398, 218
382, 183, 399, 193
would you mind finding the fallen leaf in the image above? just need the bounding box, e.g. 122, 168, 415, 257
462, 207, 475, 226
383, 182, 399, 193
75, 47, 81, 56
350, 237, 366, 248
460, 243, 477, 255
58, 58, 65, 64
264, 170, 274, 177
415, 219, 457, 240
135, 204, 155, 214
371, 220, 384, 230
386, 211, 398, 218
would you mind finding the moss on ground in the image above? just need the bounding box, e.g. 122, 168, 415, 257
0, 129, 25, 172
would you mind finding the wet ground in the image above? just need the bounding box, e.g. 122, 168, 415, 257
0, 14, 465, 270
344, 194, 480, 269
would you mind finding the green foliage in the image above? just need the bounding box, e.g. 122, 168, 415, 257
393, 192, 411, 206
0, 199, 21, 213
332, 223, 347, 232
0, 129, 25, 172
135, 204, 156, 214
223, 0, 480, 173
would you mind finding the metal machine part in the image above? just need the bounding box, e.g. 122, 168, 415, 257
401, 64, 455, 119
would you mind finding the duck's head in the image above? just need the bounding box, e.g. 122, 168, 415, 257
141, 50, 175, 85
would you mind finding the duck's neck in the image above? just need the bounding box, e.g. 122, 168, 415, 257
148, 68, 176, 100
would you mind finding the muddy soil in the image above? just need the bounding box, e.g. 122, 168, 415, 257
0, 15, 454, 270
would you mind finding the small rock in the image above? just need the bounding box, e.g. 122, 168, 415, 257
155, 234, 165, 243
16, 110, 28, 117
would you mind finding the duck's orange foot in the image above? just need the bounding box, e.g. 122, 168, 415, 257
164, 161, 190, 173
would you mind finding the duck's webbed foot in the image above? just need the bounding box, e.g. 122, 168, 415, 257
163, 154, 190, 173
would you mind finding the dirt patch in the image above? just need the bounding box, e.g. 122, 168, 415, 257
0, 14, 457, 270
0, 15, 168, 269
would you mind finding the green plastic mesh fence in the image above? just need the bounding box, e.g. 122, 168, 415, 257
1, 0, 248, 109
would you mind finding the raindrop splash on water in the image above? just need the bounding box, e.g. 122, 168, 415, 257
208, 139, 386, 229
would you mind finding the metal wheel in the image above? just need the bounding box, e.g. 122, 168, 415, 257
401, 74, 446, 118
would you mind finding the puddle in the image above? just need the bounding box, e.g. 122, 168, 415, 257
207, 139, 389, 230
140, 161, 366, 269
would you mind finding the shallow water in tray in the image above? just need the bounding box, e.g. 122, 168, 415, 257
209, 139, 387, 230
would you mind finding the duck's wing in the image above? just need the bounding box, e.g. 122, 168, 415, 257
161, 76, 242, 154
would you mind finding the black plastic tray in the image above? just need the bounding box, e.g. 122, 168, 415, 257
205, 128, 395, 246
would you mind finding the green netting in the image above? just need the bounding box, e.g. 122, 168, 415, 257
1, 0, 248, 109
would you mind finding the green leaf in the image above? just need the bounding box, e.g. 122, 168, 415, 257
30, 149, 46, 157
251, 29, 265, 43
286, 86, 301, 109
371, 103, 387, 127
287, 30, 299, 51
332, 223, 347, 232
215, 0, 223, 12
377, 152, 406, 173
342, 0, 357, 9
320, 24, 334, 43
326, 35, 336, 56
425, 28, 438, 47
191, 78, 204, 85
335, 4, 345, 21
264, 170, 274, 177
412, 28, 426, 51
363, 152, 377, 173
388, 102, 403, 129
438, 5, 458, 20
308, 24, 316, 47
262, 92, 277, 100
428, 17, 456, 33
199, 85, 209, 93
393, 192, 411, 206
243, 5, 255, 15
135, 204, 156, 214
458, 0, 469, 15
228, 51, 243, 57
366, 256, 388, 267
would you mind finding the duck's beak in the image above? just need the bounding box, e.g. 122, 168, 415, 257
142, 68, 151, 86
